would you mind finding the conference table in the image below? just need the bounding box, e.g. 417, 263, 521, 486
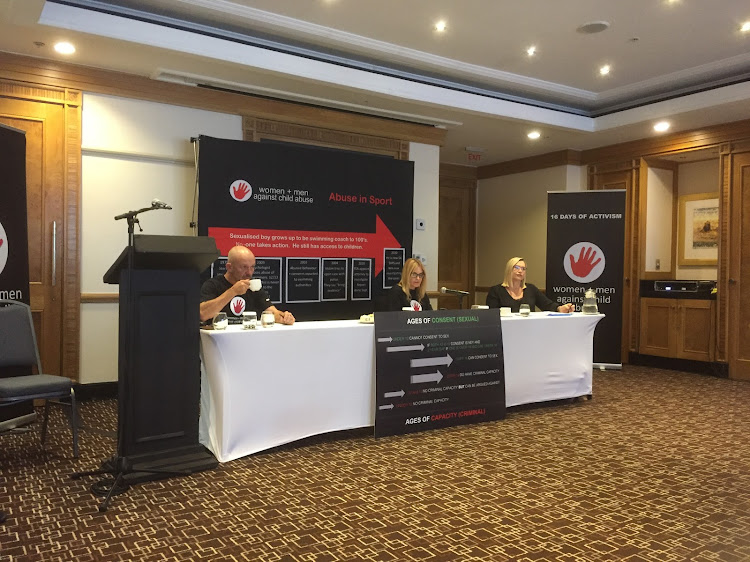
199, 312, 603, 462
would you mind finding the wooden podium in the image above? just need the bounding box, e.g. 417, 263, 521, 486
102, 234, 220, 479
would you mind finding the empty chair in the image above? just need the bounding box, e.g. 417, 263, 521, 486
0, 299, 79, 458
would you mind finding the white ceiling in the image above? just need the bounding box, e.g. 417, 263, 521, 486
1, 0, 749, 166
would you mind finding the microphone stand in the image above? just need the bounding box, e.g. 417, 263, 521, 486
72, 203, 186, 513
456, 294, 466, 310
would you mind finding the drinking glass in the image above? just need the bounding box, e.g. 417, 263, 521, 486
212, 312, 228, 330
242, 311, 257, 329
261, 311, 275, 328
519, 304, 531, 317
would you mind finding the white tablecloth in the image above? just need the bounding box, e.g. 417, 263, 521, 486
199, 312, 603, 462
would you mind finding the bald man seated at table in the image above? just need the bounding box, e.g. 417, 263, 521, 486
200, 246, 295, 325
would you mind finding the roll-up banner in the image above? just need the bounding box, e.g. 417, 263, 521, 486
197, 136, 414, 321
545, 190, 626, 366
0, 123, 34, 424
0, 124, 30, 305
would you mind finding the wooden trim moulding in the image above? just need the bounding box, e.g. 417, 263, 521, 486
440, 163, 478, 181
0, 52, 446, 147
582, 120, 750, 164
81, 293, 119, 304
478, 150, 582, 180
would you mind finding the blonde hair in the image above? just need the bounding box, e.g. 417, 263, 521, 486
501, 257, 527, 289
398, 258, 427, 301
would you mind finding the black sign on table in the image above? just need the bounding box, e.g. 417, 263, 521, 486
322, 258, 347, 301
286, 258, 321, 303
352, 259, 372, 301
374, 309, 505, 437
383, 248, 405, 288
255, 257, 282, 303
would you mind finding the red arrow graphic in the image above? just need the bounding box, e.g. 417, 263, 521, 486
209, 215, 401, 277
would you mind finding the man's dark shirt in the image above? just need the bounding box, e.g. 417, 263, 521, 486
200, 275, 273, 320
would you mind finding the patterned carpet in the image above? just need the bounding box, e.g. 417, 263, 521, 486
1, 365, 750, 561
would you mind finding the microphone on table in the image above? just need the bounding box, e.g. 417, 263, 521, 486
441, 287, 470, 296
151, 198, 173, 210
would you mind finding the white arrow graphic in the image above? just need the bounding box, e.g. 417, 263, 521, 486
410, 371, 443, 384
387, 344, 425, 353
410, 354, 453, 368
384, 390, 405, 398
377, 336, 392, 343
378, 404, 394, 410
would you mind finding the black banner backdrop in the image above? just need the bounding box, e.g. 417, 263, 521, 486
0, 123, 34, 423
374, 309, 505, 437
0, 124, 30, 304
198, 136, 414, 321
545, 190, 626, 365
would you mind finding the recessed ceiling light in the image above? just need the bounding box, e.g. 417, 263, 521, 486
527, 131, 541, 140
741, 21, 750, 33
653, 121, 670, 132
434, 20, 447, 32
576, 21, 610, 34
54, 41, 75, 55
599, 65, 611, 76
526, 45, 537, 56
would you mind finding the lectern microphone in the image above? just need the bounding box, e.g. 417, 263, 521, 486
151, 198, 172, 210
441, 287, 469, 296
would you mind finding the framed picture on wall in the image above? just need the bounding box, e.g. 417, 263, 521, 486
678, 192, 719, 266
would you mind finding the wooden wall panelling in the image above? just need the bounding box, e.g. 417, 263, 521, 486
726, 142, 750, 379
717, 144, 733, 364
438, 164, 476, 309
588, 160, 639, 361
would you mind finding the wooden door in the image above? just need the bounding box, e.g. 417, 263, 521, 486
727, 150, 750, 379
438, 165, 476, 309
0, 87, 81, 379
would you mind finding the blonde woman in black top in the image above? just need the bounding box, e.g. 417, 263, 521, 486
486, 257, 574, 313
383, 258, 433, 311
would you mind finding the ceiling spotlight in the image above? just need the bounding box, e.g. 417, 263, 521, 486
576, 21, 610, 34
434, 20, 447, 32
599, 65, 611, 76
741, 21, 750, 33
653, 121, 670, 132
526, 45, 537, 56
527, 131, 541, 140
54, 41, 75, 55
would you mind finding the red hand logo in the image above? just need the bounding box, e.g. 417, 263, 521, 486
233, 182, 250, 200
0, 238, 3, 248
232, 299, 244, 314
569, 246, 602, 277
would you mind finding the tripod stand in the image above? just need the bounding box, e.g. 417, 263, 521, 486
72, 203, 217, 513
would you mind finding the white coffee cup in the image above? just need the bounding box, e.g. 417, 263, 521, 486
500, 307, 512, 317
471, 305, 489, 310
249, 278, 262, 292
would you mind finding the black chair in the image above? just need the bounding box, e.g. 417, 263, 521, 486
0, 299, 79, 458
